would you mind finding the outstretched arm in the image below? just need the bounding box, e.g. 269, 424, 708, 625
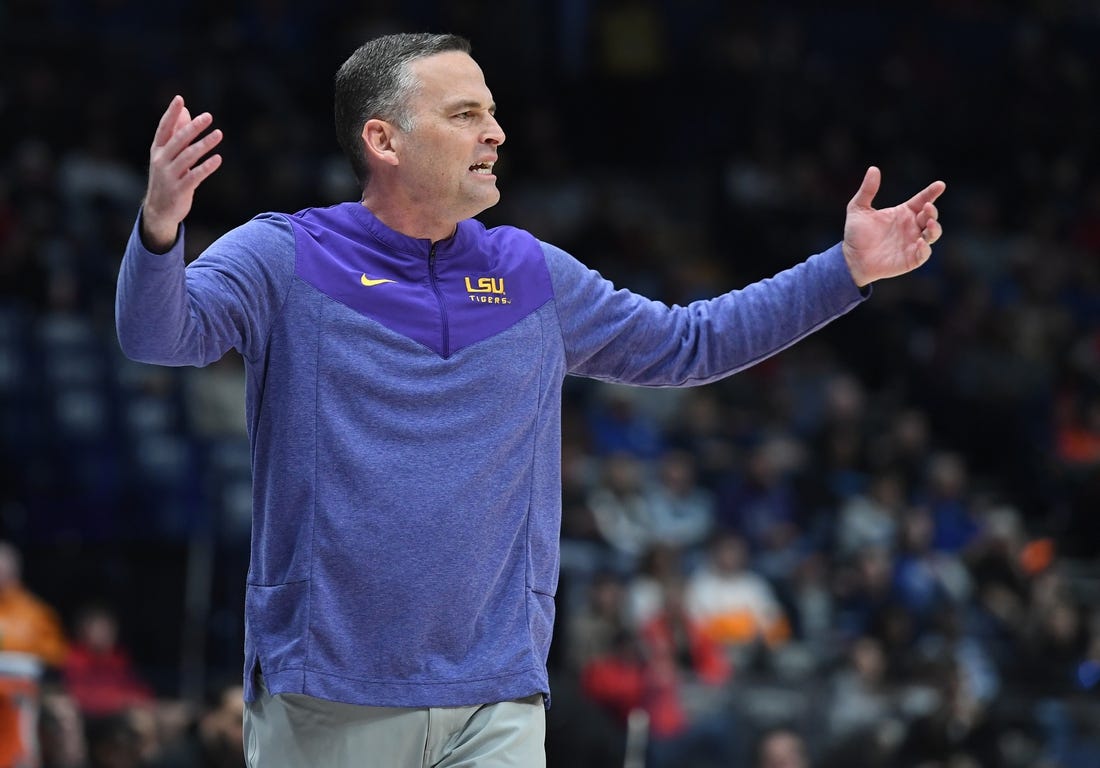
118, 96, 292, 367
140, 95, 224, 252
842, 166, 946, 288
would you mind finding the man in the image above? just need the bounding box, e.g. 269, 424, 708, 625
116, 32, 944, 768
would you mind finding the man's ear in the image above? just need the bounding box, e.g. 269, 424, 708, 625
362, 118, 401, 167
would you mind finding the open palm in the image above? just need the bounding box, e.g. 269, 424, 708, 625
141, 95, 224, 252
842, 166, 946, 288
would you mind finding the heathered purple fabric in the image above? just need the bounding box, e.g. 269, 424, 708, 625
115, 201, 867, 708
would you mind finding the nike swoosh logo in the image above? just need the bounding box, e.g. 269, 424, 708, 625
361, 274, 396, 287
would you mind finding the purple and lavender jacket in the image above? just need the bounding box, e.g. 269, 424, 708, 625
115, 201, 866, 708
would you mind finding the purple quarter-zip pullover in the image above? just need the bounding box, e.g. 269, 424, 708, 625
116, 201, 866, 708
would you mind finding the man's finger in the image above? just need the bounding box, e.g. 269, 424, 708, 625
921, 219, 943, 245
162, 112, 215, 164
915, 202, 939, 231
175, 104, 192, 134
849, 166, 881, 210
186, 154, 223, 189
152, 95, 185, 148
906, 180, 947, 213
173, 129, 224, 175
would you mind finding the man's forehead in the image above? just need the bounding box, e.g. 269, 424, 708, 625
410, 51, 492, 100
441, 96, 497, 113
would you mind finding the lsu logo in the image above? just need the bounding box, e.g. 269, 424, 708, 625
464, 276, 511, 305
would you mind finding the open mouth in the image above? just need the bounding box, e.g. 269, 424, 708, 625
469, 162, 495, 175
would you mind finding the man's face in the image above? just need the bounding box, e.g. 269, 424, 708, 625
394, 51, 506, 224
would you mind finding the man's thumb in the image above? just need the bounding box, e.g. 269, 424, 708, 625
849, 166, 881, 210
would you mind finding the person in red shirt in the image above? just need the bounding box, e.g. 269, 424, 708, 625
62, 602, 154, 718
640, 574, 736, 767
582, 574, 737, 768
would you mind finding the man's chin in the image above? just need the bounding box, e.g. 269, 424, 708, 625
465, 191, 501, 219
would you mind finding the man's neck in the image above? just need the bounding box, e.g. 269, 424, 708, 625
360, 191, 457, 243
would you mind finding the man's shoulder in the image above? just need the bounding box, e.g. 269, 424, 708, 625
465, 220, 548, 268
281, 202, 360, 233
202, 213, 296, 261
473, 219, 540, 247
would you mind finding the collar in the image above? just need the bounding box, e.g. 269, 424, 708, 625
348, 202, 475, 260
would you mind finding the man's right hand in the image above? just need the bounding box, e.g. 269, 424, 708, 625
140, 95, 224, 253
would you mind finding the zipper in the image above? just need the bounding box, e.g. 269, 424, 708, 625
427, 243, 450, 357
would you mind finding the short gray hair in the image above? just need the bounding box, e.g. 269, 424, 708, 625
334, 32, 472, 188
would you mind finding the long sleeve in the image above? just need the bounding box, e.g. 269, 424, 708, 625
115, 211, 296, 367
542, 241, 867, 386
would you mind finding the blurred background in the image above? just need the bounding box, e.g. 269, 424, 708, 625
2, 1, 1100, 766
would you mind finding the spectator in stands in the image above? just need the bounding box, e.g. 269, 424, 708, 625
835, 469, 904, 559
154, 680, 245, 768
921, 451, 980, 555
586, 385, 666, 461
0, 541, 68, 667
37, 686, 88, 768
822, 635, 898, 752
915, 605, 1000, 711
646, 449, 717, 552
588, 452, 663, 566
964, 505, 1031, 674
715, 435, 804, 562
0, 542, 69, 768
754, 725, 811, 768
894, 658, 997, 768
62, 601, 154, 718
194, 682, 245, 768
85, 708, 148, 768
638, 573, 736, 768
891, 505, 971, 630
832, 544, 895, 643
686, 530, 791, 659
626, 543, 685, 630
1014, 573, 1091, 699
876, 408, 934, 493
664, 390, 739, 491
564, 570, 629, 675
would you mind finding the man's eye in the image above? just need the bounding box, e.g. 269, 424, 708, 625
455, 111, 472, 119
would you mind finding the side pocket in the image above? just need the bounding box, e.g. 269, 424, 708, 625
246, 580, 310, 675
527, 588, 556, 667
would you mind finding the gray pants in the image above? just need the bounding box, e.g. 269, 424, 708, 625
243, 677, 546, 768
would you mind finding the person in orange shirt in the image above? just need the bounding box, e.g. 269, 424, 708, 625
0, 541, 69, 767
686, 531, 791, 652
0, 541, 68, 667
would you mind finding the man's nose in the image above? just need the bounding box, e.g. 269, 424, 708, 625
484, 114, 505, 146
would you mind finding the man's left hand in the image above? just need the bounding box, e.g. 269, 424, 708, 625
842, 166, 946, 288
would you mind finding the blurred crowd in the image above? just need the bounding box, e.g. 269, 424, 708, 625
0, 538, 244, 767
2, 1, 1100, 766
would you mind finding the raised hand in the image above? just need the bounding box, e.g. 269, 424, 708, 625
842, 166, 945, 288
140, 95, 224, 252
